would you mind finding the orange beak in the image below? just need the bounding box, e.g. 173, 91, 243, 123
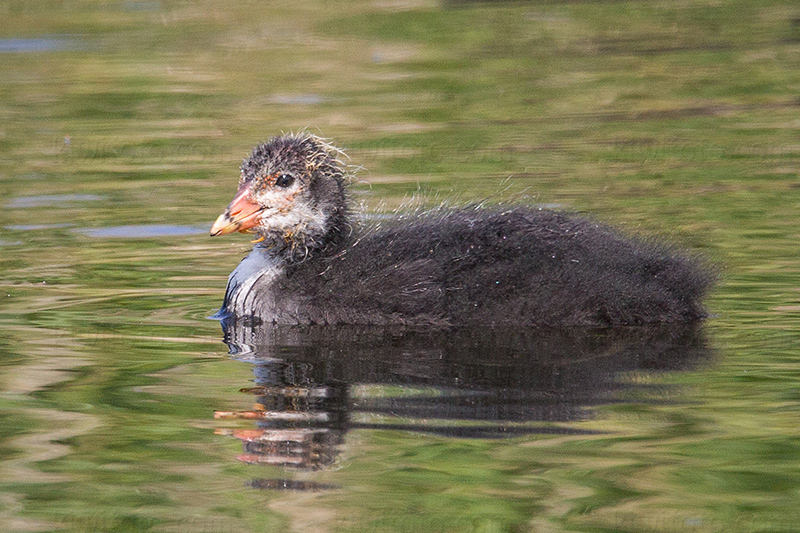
210, 183, 264, 237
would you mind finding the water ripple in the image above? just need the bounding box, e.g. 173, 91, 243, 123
74, 224, 209, 238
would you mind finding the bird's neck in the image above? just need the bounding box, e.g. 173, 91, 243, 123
257, 207, 349, 264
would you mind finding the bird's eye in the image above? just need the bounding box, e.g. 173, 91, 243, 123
275, 174, 295, 188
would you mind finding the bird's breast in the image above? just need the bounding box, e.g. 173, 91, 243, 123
223, 247, 284, 317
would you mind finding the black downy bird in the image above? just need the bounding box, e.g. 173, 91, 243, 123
210, 133, 714, 327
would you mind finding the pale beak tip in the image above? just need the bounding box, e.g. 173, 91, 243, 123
210, 213, 234, 237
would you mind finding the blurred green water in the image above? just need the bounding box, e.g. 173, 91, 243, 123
1, 0, 800, 531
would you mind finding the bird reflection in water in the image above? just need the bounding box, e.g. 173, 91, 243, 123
213, 318, 712, 491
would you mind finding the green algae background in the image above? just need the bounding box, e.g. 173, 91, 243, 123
1, 0, 800, 531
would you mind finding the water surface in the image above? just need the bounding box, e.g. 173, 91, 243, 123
1, 0, 799, 531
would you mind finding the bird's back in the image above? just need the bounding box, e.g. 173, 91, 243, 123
232, 207, 714, 327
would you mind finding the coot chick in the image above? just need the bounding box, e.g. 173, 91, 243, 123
210, 134, 714, 327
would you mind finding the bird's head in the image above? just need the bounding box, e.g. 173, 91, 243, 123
211, 134, 349, 259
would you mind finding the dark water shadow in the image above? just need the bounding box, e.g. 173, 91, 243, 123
213, 320, 713, 491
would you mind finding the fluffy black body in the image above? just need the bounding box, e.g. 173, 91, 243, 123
214, 134, 714, 327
